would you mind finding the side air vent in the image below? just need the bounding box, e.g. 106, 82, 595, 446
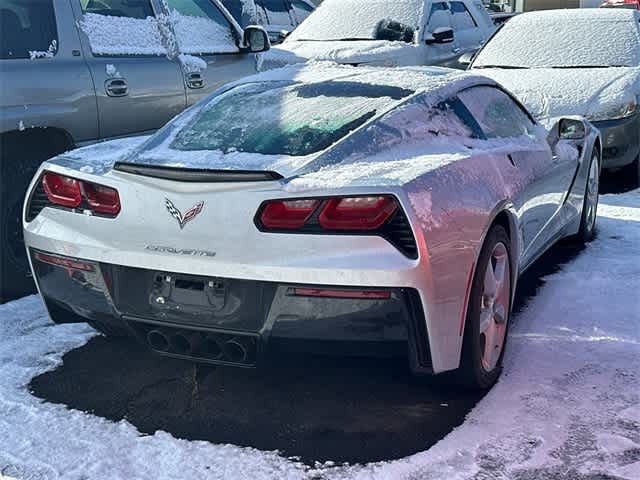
380, 209, 419, 259
114, 162, 283, 182
25, 180, 49, 222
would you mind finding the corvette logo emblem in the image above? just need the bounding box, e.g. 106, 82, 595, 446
165, 198, 204, 230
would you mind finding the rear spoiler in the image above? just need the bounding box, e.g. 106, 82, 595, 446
113, 162, 283, 182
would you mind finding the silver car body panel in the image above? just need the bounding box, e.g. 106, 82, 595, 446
23, 65, 599, 373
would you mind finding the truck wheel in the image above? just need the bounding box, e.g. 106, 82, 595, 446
0, 130, 72, 303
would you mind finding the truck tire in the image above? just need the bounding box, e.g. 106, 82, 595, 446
0, 130, 72, 303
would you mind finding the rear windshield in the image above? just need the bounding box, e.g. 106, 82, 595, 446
170, 81, 413, 156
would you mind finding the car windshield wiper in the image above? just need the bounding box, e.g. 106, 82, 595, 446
473, 65, 529, 69
548, 65, 626, 69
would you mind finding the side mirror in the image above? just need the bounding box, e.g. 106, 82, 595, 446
425, 27, 454, 45
559, 118, 586, 141
244, 26, 270, 53
458, 52, 474, 67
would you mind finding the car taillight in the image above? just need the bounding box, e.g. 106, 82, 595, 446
83, 182, 121, 215
319, 196, 397, 230
260, 199, 320, 229
40, 171, 120, 217
257, 195, 398, 231
42, 172, 82, 208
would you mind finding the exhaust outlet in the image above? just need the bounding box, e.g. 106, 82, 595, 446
224, 337, 249, 363
202, 336, 224, 360
147, 330, 170, 352
170, 332, 202, 355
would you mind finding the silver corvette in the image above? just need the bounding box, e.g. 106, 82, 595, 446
23, 64, 600, 389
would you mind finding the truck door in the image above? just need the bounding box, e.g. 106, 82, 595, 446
72, 0, 186, 139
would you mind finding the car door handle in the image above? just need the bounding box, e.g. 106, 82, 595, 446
452, 47, 461, 53
105, 78, 128, 97
186, 72, 205, 89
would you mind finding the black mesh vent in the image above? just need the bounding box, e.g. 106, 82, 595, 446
381, 209, 418, 259
25, 180, 49, 222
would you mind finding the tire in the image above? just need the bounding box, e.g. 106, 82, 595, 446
456, 225, 512, 390
0, 130, 71, 303
574, 149, 600, 244
626, 155, 640, 189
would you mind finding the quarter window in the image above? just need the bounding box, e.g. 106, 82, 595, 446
458, 87, 536, 139
0, 0, 58, 60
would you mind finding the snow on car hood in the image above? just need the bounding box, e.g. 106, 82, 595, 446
476, 67, 640, 121
263, 40, 420, 68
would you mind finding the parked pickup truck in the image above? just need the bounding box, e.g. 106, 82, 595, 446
0, 0, 269, 303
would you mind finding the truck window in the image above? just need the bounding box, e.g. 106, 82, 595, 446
0, 0, 58, 60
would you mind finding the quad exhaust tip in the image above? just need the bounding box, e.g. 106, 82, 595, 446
140, 324, 257, 365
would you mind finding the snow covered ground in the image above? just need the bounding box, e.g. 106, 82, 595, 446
1, 189, 638, 480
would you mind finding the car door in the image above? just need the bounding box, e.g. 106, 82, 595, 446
72, 0, 186, 139
449, 1, 484, 53
164, 0, 260, 106
423, 1, 460, 67
457, 86, 572, 267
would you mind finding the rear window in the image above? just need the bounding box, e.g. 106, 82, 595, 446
0, 0, 58, 59
170, 81, 413, 156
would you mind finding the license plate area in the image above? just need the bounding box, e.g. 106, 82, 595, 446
150, 273, 227, 313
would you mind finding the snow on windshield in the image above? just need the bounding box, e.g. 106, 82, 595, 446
473, 11, 640, 68
288, 0, 424, 42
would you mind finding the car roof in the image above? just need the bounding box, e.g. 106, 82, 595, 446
227, 63, 497, 101
511, 7, 639, 22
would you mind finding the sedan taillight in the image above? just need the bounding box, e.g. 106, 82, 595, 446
41, 172, 121, 217
257, 195, 399, 232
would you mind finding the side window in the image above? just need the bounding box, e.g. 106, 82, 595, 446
166, 0, 240, 54
0, 0, 58, 59
259, 0, 294, 26
427, 2, 451, 32
79, 0, 167, 56
458, 86, 536, 139
290, 0, 314, 23
450, 1, 477, 31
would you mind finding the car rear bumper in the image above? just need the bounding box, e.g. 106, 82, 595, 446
592, 114, 640, 169
31, 249, 434, 374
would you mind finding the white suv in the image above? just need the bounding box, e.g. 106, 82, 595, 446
266, 0, 495, 68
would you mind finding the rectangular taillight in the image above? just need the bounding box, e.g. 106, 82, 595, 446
41, 172, 120, 217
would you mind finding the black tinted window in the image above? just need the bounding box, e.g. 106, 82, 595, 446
81, 0, 154, 18
0, 0, 58, 59
219, 0, 242, 21
258, 0, 294, 25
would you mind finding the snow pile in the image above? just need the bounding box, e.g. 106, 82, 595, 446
0, 298, 308, 480
178, 54, 208, 73
169, 10, 239, 55
288, 0, 424, 42
0, 190, 638, 479
79, 13, 167, 56
473, 9, 640, 69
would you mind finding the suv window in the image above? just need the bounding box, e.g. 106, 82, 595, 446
81, 0, 154, 18
450, 1, 477, 30
458, 86, 535, 139
291, 0, 313, 23
427, 2, 451, 31
79, 0, 167, 56
0, 0, 58, 59
258, 0, 294, 26
167, 0, 240, 54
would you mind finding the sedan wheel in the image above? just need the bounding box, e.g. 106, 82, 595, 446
456, 225, 512, 390
575, 151, 600, 243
